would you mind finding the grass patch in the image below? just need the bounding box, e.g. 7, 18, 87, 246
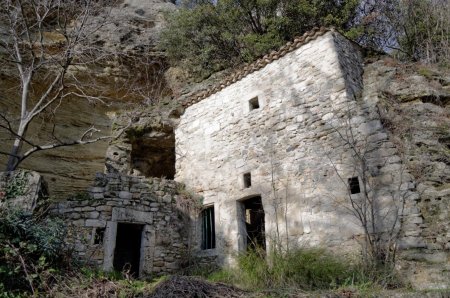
197, 247, 403, 296
204, 248, 358, 292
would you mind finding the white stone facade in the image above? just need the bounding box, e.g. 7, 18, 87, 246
175, 31, 423, 265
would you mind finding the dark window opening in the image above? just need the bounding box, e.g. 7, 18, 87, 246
249, 97, 260, 111
201, 206, 216, 250
130, 128, 175, 179
243, 172, 252, 188
113, 223, 143, 277
94, 227, 105, 244
348, 177, 361, 194
243, 196, 265, 251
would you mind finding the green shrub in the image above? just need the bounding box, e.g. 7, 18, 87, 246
2, 171, 29, 200
159, 0, 359, 80
0, 208, 68, 295
204, 247, 355, 291
242, 248, 352, 290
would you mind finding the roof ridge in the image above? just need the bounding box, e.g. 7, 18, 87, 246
181, 26, 333, 108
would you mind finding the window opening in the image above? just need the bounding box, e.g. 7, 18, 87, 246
348, 177, 361, 194
249, 97, 260, 111
201, 206, 216, 250
94, 227, 105, 244
243, 172, 252, 188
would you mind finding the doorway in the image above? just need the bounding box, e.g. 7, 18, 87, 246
113, 223, 143, 277
242, 196, 266, 250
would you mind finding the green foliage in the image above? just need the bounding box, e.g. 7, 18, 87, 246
175, 183, 204, 213
80, 266, 125, 281
3, 171, 28, 200
205, 248, 355, 291
396, 0, 450, 64
0, 208, 67, 295
159, 0, 359, 79
161, 0, 449, 79
125, 125, 147, 141
348, 0, 449, 65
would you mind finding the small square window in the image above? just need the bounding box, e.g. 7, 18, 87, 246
249, 97, 260, 111
348, 177, 361, 194
94, 227, 105, 244
243, 172, 252, 188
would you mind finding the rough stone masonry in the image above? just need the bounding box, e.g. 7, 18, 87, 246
51, 174, 197, 277
41, 28, 448, 289
175, 29, 447, 287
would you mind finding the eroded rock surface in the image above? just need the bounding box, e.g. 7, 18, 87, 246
0, 0, 176, 197
362, 58, 450, 289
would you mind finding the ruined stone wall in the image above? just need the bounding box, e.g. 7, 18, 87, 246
175, 32, 424, 267
0, 170, 47, 212
51, 174, 194, 276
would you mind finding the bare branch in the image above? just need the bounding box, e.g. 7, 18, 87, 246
20, 135, 112, 164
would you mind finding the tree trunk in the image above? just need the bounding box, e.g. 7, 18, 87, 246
6, 123, 27, 171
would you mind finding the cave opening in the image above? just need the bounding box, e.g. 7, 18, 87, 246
130, 128, 175, 179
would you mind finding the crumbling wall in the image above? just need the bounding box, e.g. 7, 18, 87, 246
105, 115, 178, 179
51, 174, 198, 276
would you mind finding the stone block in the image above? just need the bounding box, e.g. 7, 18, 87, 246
89, 187, 104, 193
81, 206, 95, 212
72, 219, 85, 226
166, 262, 179, 270
153, 261, 164, 267
96, 205, 112, 212
162, 195, 172, 203
119, 191, 132, 200
88, 211, 100, 219
408, 215, 424, 224
70, 213, 81, 219
399, 237, 427, 249
85, 219, 106, 227
92, 193, 104, 199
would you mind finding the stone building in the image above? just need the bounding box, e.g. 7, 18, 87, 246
51, 28, 448, 288
175, 27, 423, 265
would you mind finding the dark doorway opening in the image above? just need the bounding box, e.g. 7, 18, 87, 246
113, 223, 143, 277
243, 196, 265, 250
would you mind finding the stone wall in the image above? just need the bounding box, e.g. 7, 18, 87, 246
51, 174, 198, 276
0, 170, 47, 212
175, 31, 424, 268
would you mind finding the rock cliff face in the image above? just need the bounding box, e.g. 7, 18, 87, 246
0, 0, 176, 198
362, 58, 449, 289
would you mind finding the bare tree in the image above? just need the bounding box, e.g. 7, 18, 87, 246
0, 0, 115, 171
352, 0, 450, 64
325, 107, 414, 275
